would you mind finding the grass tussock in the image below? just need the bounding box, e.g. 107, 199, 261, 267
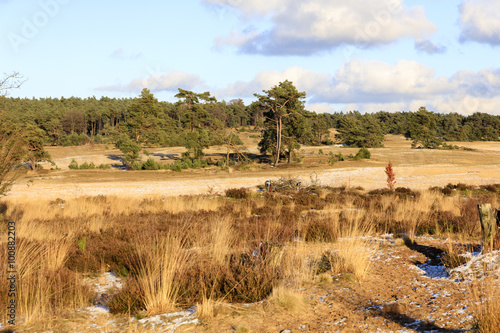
135, 234, 191, 315
316, 238, 374, 282
471, 281, 500, 333
0, 237, 92, 326
266, 285, 307, 313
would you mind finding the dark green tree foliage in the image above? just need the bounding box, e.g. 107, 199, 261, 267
182, 129, 211, 160
229, 99, 251, 127
174, 89, 220, 159
405, 107, 443, 149
311, 115, 331, 145
281, 109, 309, 163
3, 78, 500, 155
335, 113, 384, 147
127, 88, 161, 143
21, 123, 52, 170
45, 118, 63, 145
175, 88, 216, 132
256, 80, 307, 166
115, 135, 141, 167
61, 109, 86, 134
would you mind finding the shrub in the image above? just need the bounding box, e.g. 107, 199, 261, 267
129, 161, 142, 170
141, 158, 160, 170
79, 161, 95, 170
107, 278, 144, 315
62, 133, 89, 146
98, 163, 111, 169
327, 152, 336, 165
385, 161, 396, 191
92, 134, 103, 144
170, 163, 182, 172
303, 215, 339, 242
225, 187, 250, 199
355, 147, 371, 160
68, 159, 79, 169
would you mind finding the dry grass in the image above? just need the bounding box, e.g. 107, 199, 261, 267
266, 285, 307, 313
471, 280, 500, 333
135, 234, 191, 315
328, 238, 374, 281
0, 237, 91, 326
200, 216, 235, 266
6, 195, 223, 223
1, 182, 498, 330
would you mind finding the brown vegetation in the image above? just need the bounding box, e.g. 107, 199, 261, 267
1, 182, 500, 330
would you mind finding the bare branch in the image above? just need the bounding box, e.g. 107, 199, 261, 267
0, 72, 26, 96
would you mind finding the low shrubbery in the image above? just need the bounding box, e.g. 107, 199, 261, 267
68, 159, 111, 169
128, 157, 209, 171
2, 182, 499, 327
225, 187, 250, 199
328, 148, 371, 164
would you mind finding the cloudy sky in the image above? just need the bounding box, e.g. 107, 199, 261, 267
1, 0, 499, 114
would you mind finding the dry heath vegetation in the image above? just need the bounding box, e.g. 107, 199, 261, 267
1, 181, 500, 330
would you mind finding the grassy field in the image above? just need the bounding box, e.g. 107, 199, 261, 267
7, 134, 500, 200
1, 135, 500, 332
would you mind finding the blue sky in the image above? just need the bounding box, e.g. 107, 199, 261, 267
1, 0, 499, 115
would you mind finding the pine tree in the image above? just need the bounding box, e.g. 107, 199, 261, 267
255, 80, 306, 166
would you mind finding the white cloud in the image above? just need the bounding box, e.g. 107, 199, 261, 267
306, 103, 335, 114
459, 0, 500, 45
325, 59, 453, 103
218, 66, 330, 97
207, 0, 437, 55
219, 61, 500, 115
98, 71, 203, 93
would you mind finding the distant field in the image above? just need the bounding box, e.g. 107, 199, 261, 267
7, 134, 500, 199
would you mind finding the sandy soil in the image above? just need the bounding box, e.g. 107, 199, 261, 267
7, 135, 500, 199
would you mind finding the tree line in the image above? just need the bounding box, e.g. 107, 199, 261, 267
2, 74, 500, 172
331, 107, 500, 149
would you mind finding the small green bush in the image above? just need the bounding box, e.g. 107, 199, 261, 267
355, 148, 371, 160
68, 159, 79, 170
79, 161, 96, 170
170, 163, 182, 172
327, 152, 336, 165
141, 158, 160, 170
98, 164, 111, 169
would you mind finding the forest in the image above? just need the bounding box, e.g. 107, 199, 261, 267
1, 80, 500, 169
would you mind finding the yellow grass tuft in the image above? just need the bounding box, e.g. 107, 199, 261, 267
471, 280, 500, 333
135, 234, 191, 315
267, 285, 307, 313
331, 238, 374, 281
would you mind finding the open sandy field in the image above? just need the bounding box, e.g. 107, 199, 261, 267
7, 134, 500, 200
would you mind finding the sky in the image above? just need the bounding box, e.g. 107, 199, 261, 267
1, 0, 500, 115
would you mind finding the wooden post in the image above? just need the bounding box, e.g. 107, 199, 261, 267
477, 203, 499, 250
